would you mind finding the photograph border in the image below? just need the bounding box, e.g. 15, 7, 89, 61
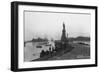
11, 1, 98, 72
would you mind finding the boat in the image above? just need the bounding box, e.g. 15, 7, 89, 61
36, 45, 42, 48
38, 42, 48, 45
45, 44, 51, 46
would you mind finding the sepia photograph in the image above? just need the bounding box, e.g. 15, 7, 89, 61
24, 11, 91, 62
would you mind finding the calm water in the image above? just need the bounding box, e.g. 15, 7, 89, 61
73, 41, 90, 45
24, 41, 55, 61
24, 41, 90, 62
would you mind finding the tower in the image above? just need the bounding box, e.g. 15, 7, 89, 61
61, 22, 68, 42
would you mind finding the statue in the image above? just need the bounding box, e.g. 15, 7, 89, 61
61, 22, 67, 42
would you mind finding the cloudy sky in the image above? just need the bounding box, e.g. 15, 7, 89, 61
24, 11, 91, 41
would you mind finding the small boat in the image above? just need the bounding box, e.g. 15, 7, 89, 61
36, 45, 42, 48
39, 42, 48, 45
45, 44, 51, 46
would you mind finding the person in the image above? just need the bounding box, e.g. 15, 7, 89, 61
40, 50, 45, 57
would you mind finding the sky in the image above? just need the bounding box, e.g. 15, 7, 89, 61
24, 11, 91, 41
